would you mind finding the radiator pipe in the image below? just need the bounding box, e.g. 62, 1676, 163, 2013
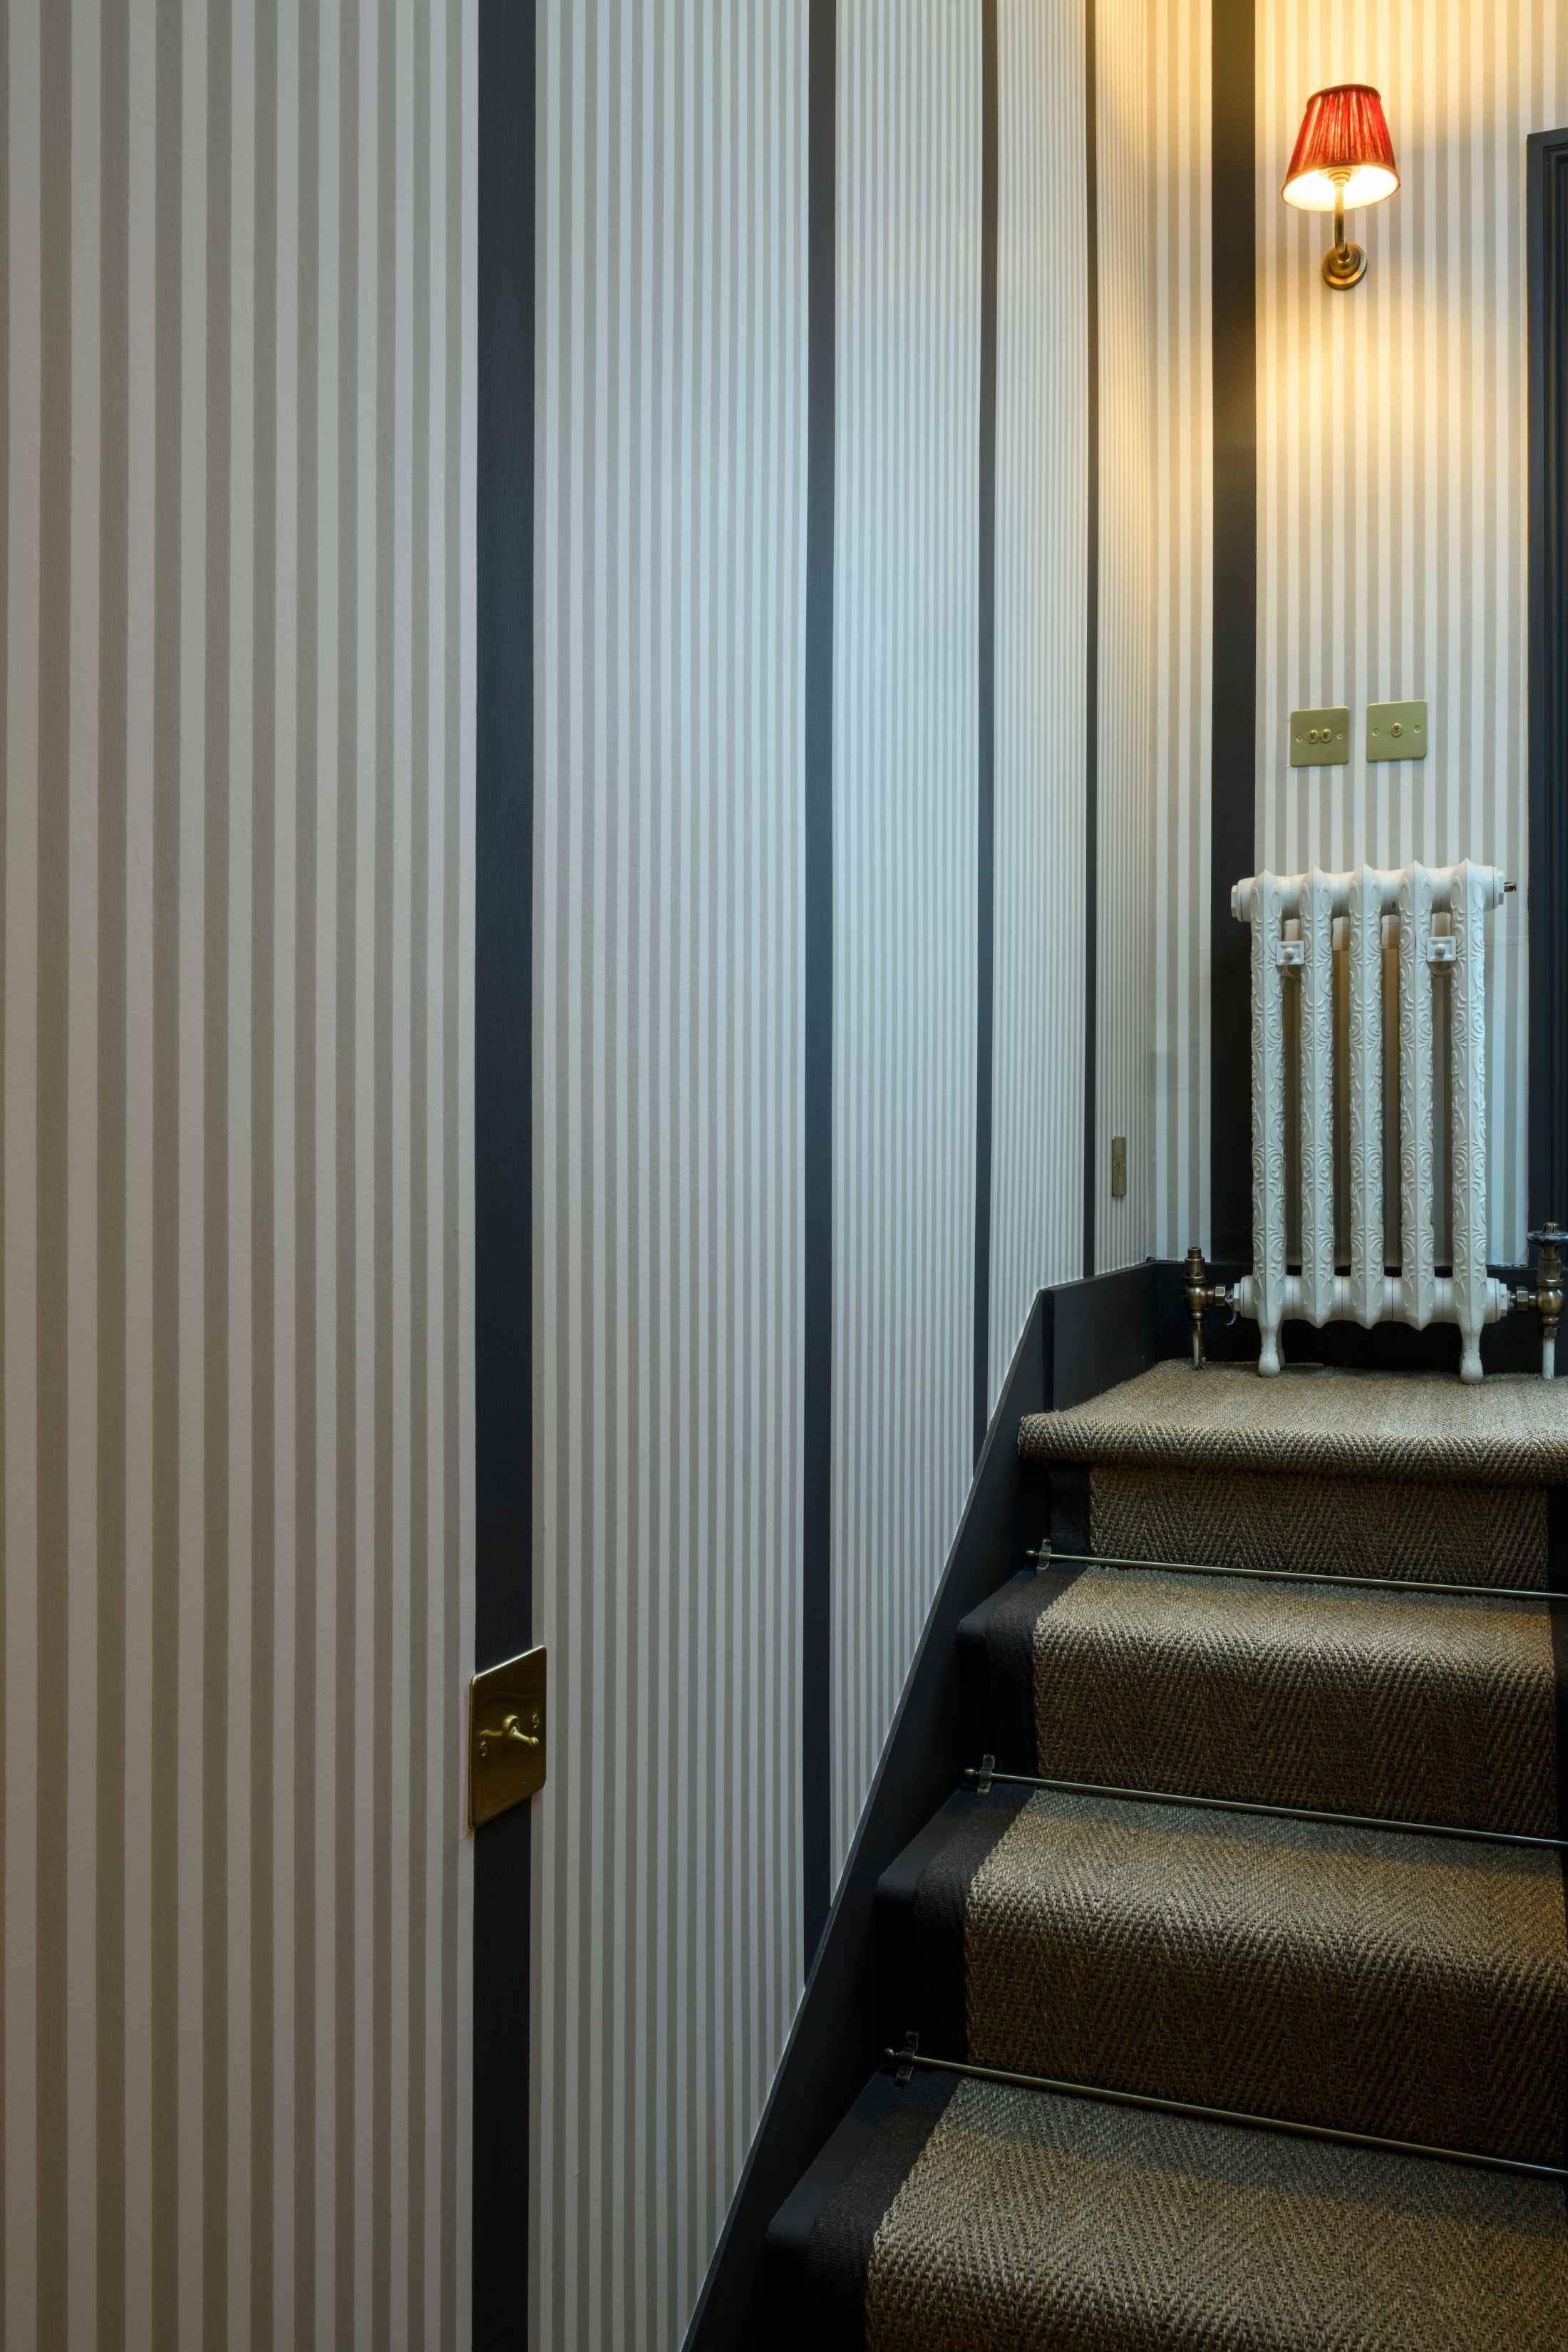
1514, 1222, 1563, 1380
1182, 1244, 1232, 1368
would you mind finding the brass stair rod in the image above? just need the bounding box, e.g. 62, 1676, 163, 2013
1027, 1542, 1557, 1608
882, 2043, 1568, 2184
961, 1763, 1568, 1854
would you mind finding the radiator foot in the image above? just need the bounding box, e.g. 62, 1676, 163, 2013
1257, 1326, 1284, 1377
1458, 1339, 1484, 1386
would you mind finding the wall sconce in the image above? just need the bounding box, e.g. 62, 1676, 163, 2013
1281, 84, 1398, 290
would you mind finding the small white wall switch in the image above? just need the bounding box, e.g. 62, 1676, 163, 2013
1289, 707, 1350, 768
1366, 700, 1428, 762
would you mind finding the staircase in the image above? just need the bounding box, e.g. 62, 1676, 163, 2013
762, 1361, 1568, 2349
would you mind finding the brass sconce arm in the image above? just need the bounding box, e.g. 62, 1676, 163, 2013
1322, 172, 1366, 291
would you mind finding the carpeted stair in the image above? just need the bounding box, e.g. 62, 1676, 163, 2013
765, 1362, 1568, 2349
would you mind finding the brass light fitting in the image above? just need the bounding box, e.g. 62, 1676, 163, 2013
1281, 84, 1399, 291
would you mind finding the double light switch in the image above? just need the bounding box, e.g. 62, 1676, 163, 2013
1289, 701, 1428, 768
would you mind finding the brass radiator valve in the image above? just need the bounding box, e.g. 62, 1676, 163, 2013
1513, 1222, 1563, 1381
1182, 1244, 1233, 1370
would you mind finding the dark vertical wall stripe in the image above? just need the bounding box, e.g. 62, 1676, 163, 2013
473, 0, 535, 2344
1081, 0, 1099, 1279
972, 0, 998, 1465
294, 1, 322, 2332
371, 9, 396, 2334
253, 2, 280, 2331
202, 9, 233, 2345
1208, 0, 1254, 1262
150, 0, 183, 2329
331, 5, 359, 2339
406, 3, 433, 2341
34, 0, 69, 2323
803, 0, 836, 1969
96, 0, 130, 2338
1528, 130, 1568, 1232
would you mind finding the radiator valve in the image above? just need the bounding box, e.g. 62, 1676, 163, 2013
1515, 1223, 1564, 1381
1182, 1244, 1233, 1369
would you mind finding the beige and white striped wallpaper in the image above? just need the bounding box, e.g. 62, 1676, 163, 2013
1150, 0, 1214, 1261
988, 0, 1090, 1394
829, 0, 981, 1876
1256, 0, 1568, 1264
32, 4, 1555, 2348
1, 5, 477, 2350
527, 4, 1220, 2344
1094, 0, 1158, 1273
530, 5, 808, 2348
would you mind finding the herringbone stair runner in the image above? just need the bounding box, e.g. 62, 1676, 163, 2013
765, 1363, 1568, 2350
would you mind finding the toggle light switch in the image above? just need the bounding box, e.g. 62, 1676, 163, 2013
1366, 700, 1428, 762
1289, 707, 1350, 768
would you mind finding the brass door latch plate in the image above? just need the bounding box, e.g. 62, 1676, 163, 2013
1289, 706, 1350, 768
468, 1645, 547, 1828
1110, 1135, 1128, 1199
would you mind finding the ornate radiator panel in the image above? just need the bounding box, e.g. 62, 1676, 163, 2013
1229, 860, 1508, 1383
1346, 865, 1384, 1330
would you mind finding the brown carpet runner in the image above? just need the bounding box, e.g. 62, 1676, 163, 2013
1017, 1359, 1568, 1486
890, 1785, 1568, 2165
790, 2073, 1568, 2351
765, 1362, 1568, 2346
969, 1564, 1562, 1835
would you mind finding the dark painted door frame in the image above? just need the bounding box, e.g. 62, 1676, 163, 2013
1529, 126, 1568, 1232
1207, 0, 1257, 1264
473, 4, 535, 2347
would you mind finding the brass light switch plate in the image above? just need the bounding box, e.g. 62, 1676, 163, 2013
1366, 700, 1428, 762
1110, 1135, 1128, 1200
1289, 707, 1350, 768
468, 1645, 547, 1828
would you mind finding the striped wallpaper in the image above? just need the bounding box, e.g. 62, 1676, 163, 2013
529, 7, 808, 2351
1094, 0, 1157, 1274
525, 6, 1219, 2343
1, 4, 477, 2351
829, 0, 981, 1877
987, 0, 1090, 1397
1150, 0, 1214, 1259
1255, 0, 1568, 1264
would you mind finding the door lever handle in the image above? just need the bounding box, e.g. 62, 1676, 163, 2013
468, 1645, 548, 1827
478, 1710, 541, 1757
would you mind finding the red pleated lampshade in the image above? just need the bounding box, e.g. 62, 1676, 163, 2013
1281, 84, 1398, 212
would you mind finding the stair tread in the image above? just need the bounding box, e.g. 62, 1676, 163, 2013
882, 1786, 1568, 2165
1017, 1358, 1568, 1486
964, 1564, 1564, 1837
768, 2069, 1568, 2351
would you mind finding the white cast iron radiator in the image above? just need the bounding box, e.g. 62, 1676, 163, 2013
1230, 859, 1506, 1384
